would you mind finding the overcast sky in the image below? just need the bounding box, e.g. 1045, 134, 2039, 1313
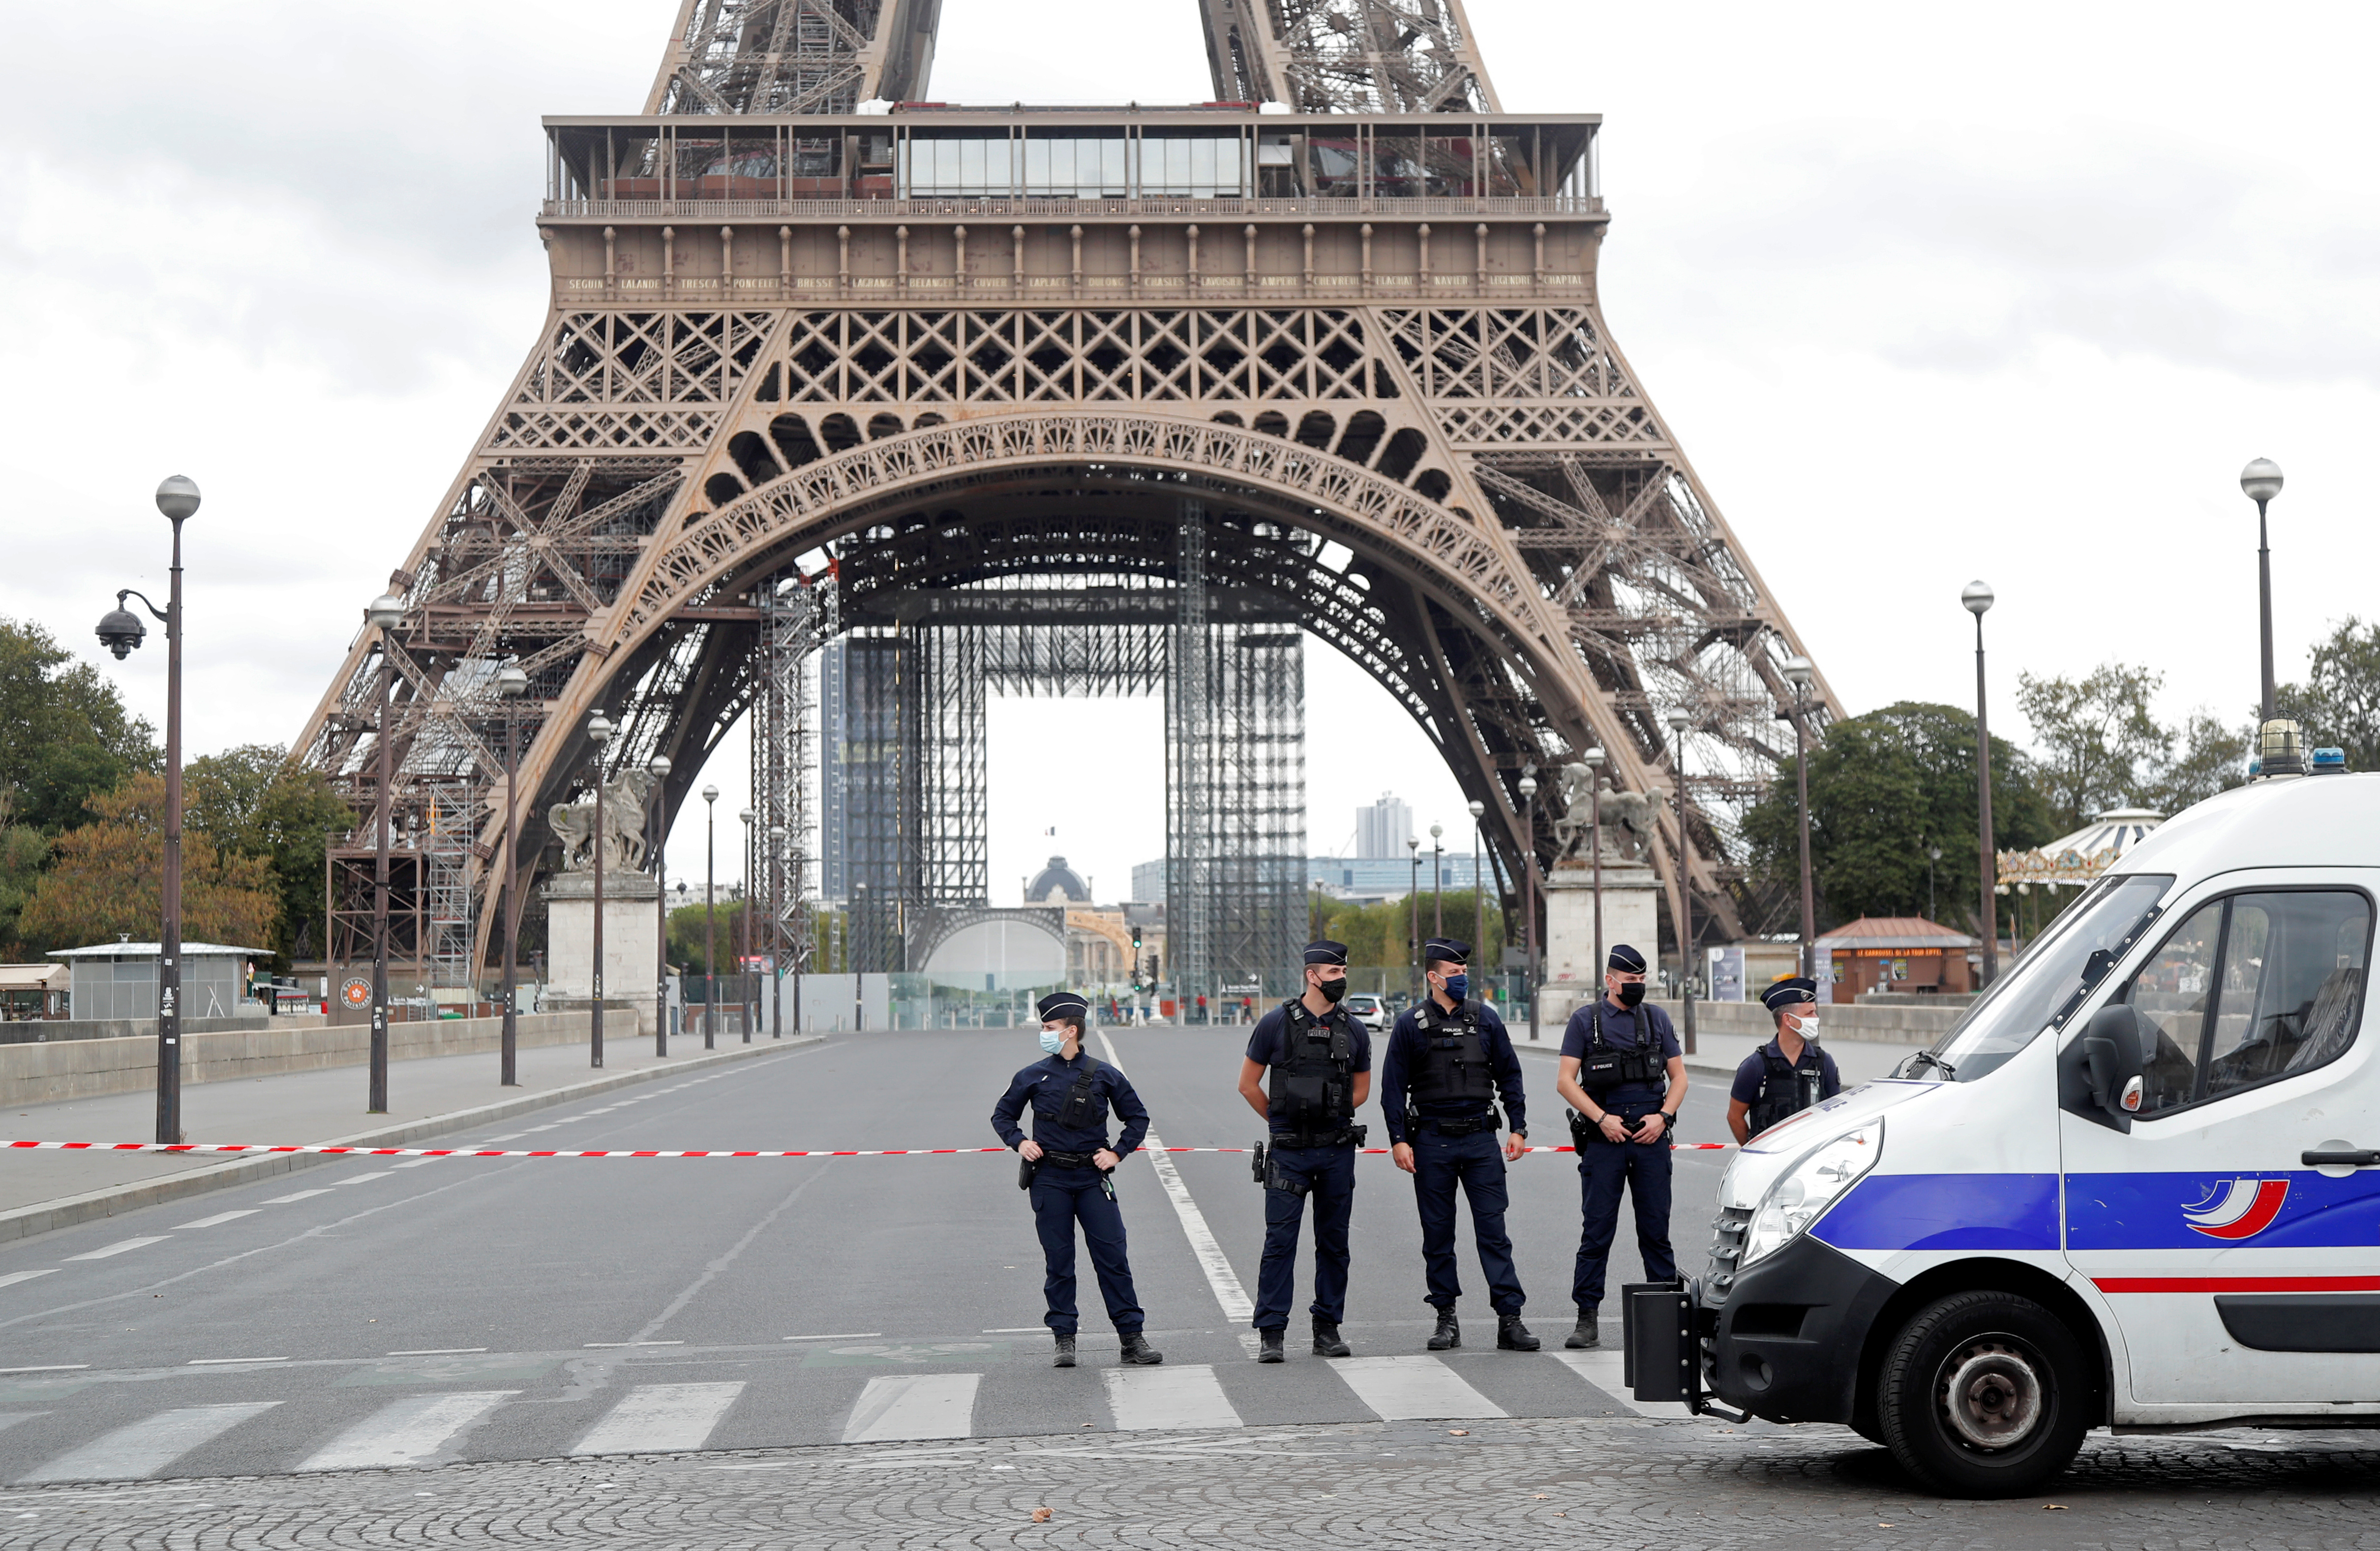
4, 0, 2373, 904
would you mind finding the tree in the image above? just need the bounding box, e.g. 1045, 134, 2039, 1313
2142, 711, 2251, 814
2016, 662, 2170, 829
1311, 889, 1504, 973
183, 745, 358, 963
0, 792, 48, 953
0, 616, 157, 832
1742, 701, 2052, 932
2277, 616, 2380, 771
15, 773, 277, 952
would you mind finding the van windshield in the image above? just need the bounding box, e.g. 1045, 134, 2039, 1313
1902, 872, 2174, 1082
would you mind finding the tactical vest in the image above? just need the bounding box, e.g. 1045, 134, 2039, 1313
1575, 1003, 1665, 1094
1410, 999, 1497, 1106
1746, 1045, 1822, 1137
1268, 1000, 1356, 1128
1035, 1055, 1106, 1138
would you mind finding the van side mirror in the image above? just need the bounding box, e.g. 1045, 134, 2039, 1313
2060, 1002, 2148, 1133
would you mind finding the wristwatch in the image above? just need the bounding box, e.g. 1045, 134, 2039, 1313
1656, 1110, 1677, 1126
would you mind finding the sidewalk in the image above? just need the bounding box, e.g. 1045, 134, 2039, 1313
1513, 1027, 1916, 1087
0, 1031, 808, 1231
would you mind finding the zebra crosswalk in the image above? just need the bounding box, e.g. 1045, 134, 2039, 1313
0, 1349, 1671, 1484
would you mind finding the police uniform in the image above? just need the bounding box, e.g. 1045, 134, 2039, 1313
1732, 977, 1842, 1139
1380, 937, 1539, 1352
990, 991, 1162, 1368
1560, 943, 1683, 1345
1248, 939, 1371, 1360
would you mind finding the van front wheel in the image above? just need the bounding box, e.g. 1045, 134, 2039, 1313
1876, 1290, 2091, 1497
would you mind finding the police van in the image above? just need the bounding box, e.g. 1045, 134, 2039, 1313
1629, 769, 2378, 1495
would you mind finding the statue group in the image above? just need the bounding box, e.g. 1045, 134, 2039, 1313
548, 769, 660, 874
1551, 762, 1661, 866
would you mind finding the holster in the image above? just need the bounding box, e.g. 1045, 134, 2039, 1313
1018, 1153, 1038, 1190
1251, 1139, 1268, 1187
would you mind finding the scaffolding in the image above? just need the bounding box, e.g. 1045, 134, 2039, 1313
1167, 506, 1214, 1013
1211, 633, 1306, 1000
423, 781, 482, 991
753, 569, 838, 988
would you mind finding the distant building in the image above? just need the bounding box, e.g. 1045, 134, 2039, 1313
1130, 858, 1166, 904
1356, 792, 1412, 860
1025, 855, 1092, 905
1309, 854, 1485, 900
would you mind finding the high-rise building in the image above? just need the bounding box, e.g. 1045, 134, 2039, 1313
1356, 793, 1413, 860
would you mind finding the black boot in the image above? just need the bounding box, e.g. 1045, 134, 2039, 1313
1257, 1329, 1285, 1363
1564, 1310, 1599, 1349
1427, 1308, 1460, 1351
1497, 1314, 1541, 1352
1312, 1316, 1353, 1358
1053, 1334, 1077, 1368
1118, 1332, 1164, 1365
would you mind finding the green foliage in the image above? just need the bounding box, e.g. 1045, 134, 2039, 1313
15, 773, 277, 953
0, 810, 49, 952
668, 899, 751, 976
1309, 888, 1504, 971
2016, 662, 2171, 829
0, 615, 156, 832
183, 744, 357, 965
2277, 616, 2380, 772
1742, 701, 2052, 932
2142, 711, 2252, 814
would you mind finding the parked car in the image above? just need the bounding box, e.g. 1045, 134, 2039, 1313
1340, 992, 1389, 1031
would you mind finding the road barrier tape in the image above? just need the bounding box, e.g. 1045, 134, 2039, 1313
3, 1139, 1736, 1159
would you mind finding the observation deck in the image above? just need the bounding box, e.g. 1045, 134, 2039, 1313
536, 108, 1605, 304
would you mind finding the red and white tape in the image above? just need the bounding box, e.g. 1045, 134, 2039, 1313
3, 1139, 1735, 1159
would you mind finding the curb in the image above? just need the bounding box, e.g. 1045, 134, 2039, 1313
0, 1035, 825, 1247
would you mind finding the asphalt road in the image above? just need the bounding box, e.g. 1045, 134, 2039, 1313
0, 1025, 1729, 1482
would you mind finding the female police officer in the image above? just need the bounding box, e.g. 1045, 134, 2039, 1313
991, 991, 1165, 1369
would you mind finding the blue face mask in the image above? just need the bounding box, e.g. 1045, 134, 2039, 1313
1039, 1027, 1068, 1055
1440, 974, 1469, 1002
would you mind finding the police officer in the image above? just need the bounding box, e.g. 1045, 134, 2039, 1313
1553, 943, 1687, 1349
1381, 937, 1540, 1353
1728, 977, 1842, 1143
1236, 939, 1372, 1363
990, 991, 1164, 1369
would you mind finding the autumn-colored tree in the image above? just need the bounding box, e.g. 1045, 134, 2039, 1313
183, 744, 359, 961
15, 774, 277, 953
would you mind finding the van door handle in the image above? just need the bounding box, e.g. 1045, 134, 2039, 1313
2302, 1149, 2380, 1167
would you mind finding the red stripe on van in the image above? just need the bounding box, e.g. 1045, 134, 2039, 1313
2094, 1276, 2380, 1293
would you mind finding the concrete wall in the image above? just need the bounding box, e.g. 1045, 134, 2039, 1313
1649, 997, 1965, 1047
0, 1009, 618, 1109
0, 1011, 326, 1047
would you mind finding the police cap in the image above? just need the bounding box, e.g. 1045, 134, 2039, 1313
1303, 940, 1350, 966
1606, 943, 1647, 973
1422, 937, 1471, 965
1760, 977, 1818, 1013
1036, 990, 1090, 1022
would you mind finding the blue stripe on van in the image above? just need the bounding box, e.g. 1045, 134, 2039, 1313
1812, 1173, 2062, 1252
2065, 1171, 2380, 1250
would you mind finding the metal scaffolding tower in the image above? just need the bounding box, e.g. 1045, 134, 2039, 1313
1212, 632, 1306, 1000
753, 568, 838, 988
1167, 508, 1214, 1013
424, 781, 482, 991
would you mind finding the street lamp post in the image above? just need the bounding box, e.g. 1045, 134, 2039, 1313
1406, 836, 1421, 992
647, 755, 671, 1057
701, 784, 719, 1049
2241, 458, 2285, 724
494, 664, 530, 1085
1518, 772, 1539, 1042
1467, 799, 1486, 977
1964, 581, 1998, 986
1583, 746, 1606, 978
1430, 822, 1445, 937
92, 475, 202, 1144
586, 711, 615, 1069
1666, 709, 1695, 1055
852, 881, 868, 1030
1928, 845, 1942, 922
1781, 655, 1817, 978
364, 590, 407, 1114
738, 807, 755, 1043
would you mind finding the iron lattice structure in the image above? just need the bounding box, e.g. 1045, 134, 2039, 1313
753, 569, 837, 981
293, 1, 1842, 994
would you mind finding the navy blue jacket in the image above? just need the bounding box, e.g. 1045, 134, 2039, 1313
1380, 999, 1528, 1145
1560, 998, 1682, 1105
991, 1051, 1150, 1156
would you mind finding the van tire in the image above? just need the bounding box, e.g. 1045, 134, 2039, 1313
1876, 1290, 2090, 1497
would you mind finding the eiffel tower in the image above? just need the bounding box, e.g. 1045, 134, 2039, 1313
294, 0, 1838, 1004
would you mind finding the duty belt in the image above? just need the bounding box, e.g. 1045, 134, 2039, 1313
1418, 1112, 1501, 1137
1271, 1125, 1368, 1150
1037, 1149, 1103, 1170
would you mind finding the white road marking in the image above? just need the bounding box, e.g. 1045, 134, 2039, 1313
19, 1402, 280, 1483
782, 1332, 881, 1341
1102, 1364, 1243, 1431
982, 1327, 1048, 1334
841, 1373, 980, 1443
261, 1190, 333, 1204
186, 1358, 286, 1366
572, 1382, 747, 1455
175, 1211, 259, 1229
1331, 1356, 1506, 1421
0, 1414, 40, 1433
0, 1271, 59, 1290
1550, 1350, 1693, 1419
1094, 1032, 1254, 1334
0, 1366, 83, 1374
64, 1237, 169, 1261
299, 1391, 516, 1471
583, 1340, 684, 1348
333, 1172, 393, 1185
388, 1349, 487, 1356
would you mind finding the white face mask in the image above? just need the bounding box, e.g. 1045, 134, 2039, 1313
1789, 1014, 1820, 1042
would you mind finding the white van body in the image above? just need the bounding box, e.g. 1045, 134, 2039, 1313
1641, 774, 2380, 1495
